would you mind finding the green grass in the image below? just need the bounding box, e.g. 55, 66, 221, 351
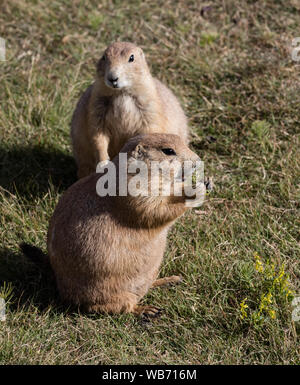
0, 0, 299, 364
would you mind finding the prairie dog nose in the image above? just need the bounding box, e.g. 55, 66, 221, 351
108, 75, 118, 83
107, 74, 119, 88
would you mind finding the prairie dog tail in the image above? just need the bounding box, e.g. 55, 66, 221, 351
19, 242, 51, 272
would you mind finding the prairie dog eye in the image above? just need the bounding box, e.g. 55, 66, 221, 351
101, 55, 106, 61
161, 148, 176, 156
129, 54, 134, 62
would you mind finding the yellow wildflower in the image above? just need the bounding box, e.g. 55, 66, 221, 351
265, 292, 273, 304
240, 298, 248, 320
268, 309, 276, 319
285, 289, 294, 300
254, 254, 264, 273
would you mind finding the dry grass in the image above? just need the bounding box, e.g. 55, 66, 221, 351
0, 0, 299, 364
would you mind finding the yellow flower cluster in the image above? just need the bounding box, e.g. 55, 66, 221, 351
257, 292, 276, 320
240, 298, 248, 320
239, 253, 294, 324
254, 253, 264, 273
254, 254, 294, 300
273, 264, 294, 300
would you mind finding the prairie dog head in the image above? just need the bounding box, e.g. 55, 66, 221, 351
118, 134, 204, 203
96, 134, 206, 227
126, 133, 199, 166
96, 42, 150, 91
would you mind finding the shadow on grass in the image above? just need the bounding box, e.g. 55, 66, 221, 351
0, 246, 61, 312
0, 144, 77, 198
0, 246, 109, 319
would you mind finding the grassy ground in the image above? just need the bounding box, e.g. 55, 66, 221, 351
0, 0, 299, 364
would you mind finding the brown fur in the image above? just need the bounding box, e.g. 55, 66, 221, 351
71, 42, 189, 179
48, 134, 200, 316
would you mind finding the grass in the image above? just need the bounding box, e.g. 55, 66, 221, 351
0, 0, 299, 364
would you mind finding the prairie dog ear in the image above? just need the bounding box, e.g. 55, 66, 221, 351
96, 52, 106, 74
139, 48, 145, 59
131, 144, 146, 159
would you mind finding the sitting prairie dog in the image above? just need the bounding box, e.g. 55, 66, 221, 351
71, 41, 189, 179
48, 134, 204, 316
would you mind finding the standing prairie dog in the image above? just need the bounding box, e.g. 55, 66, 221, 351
71, 41, 189, 179
48, 134, 204, 316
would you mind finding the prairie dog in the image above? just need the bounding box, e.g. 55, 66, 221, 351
48, 134, 203, 316
71, 41, 189, 179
